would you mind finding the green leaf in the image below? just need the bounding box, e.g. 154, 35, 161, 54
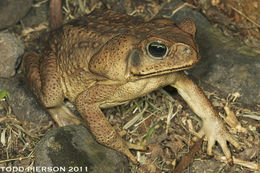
144, 121, 162, 140
0, 90, 10, 100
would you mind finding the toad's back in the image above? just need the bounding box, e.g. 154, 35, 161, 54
49, 10, 146, 64
48, 9, 193, 70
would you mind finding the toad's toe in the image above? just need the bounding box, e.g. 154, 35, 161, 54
127, 142, 147, 151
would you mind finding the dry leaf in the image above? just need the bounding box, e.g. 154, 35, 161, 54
224, 106, 247, 133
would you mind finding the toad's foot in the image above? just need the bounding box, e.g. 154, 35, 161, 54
198, 118, 242, 164
116, 141, 147, 165
172, 72, 242, 164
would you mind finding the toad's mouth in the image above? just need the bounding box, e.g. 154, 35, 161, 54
131, 64, 193, 77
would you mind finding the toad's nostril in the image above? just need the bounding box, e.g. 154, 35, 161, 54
183, 47, 192, 55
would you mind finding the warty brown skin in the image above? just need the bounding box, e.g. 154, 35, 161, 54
23, 9, 241, 164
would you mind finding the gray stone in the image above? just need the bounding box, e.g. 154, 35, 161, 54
0, 0, 33, 30
34, 125, 130, 173
21, 1, 49, 28
0, 32, 24, 78
0, 74, 50, 125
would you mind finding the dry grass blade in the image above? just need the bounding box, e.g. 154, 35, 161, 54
133, 110, 158, 128
238, 112, 260, 121
0, 156, 34, 164
166, 103, 182, 134
166, 102, 174, 134
32, 0, 48, 7
224, 106, 247, 133
163, 2, 197, 18
123, 103, 148, 130
1, 128, 7, 146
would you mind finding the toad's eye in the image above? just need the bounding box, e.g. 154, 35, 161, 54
147, 41, 168, 60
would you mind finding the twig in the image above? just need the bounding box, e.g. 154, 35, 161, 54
174, 136, 204, 173
0, 156, 34, 164
163, 3, 197, 18
215, 155, 260, 171
32, 0, 48, 7
230, 6, 260, 28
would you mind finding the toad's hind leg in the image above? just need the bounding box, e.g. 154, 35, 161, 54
23, 51, 81, 126
23, 51, 63, 107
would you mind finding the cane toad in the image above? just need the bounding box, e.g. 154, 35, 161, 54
23, 9, 242, 164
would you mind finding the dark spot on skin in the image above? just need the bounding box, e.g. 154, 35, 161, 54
97, 23, 105, 28
72, 43, 78, 48
92, 41, 100, 49
78, 41, 89, 48
130, 50, 141, 66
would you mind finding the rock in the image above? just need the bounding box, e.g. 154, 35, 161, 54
21, 1, 49, 28
183, 159, 222, 173
0, 32, 24, 78
0, 0, 33, 30
0, 74, 50, 125
34, 125, 130, 173
158, 1, 260, 106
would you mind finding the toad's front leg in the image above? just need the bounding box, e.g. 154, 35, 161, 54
171, 72, 242, 164
75, 85, 147, 164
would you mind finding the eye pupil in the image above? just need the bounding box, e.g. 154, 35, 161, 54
147, 42, 168, 59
